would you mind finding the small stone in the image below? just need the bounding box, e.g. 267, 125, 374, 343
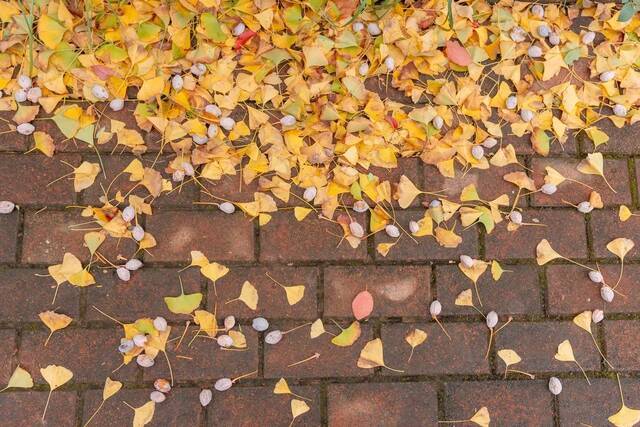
577, 201, 593, 214
460, 254, 474, 268
505, 95, 518, 110
232, 22, 246, 36
116, 267, 130, 282
182, 162, 195, 177
384, 56, 395, 72
154, 378, 171, 393
303, 186, 317, 201
192, 134, 208, 145
588, 270, 603, 283
548, 377, 562, 395
582, 31, 596, 44
252, 317, 269, 331
352, 22, 364, 32
136, 354, 155, 368
520, 109, 534, 122
91, 84, 109, 100
220, 117, 235, 131
537, 25, 550, 38
349, 221, 365, 238
280, 114, 296, 127
18, 75, 32, 89
510, 26, 526, 42
172, 170, 185, 182
133, 334, 148, 347
0, 201, 15, 214
358, 62, 369, 76
353, 200, 369, 213
217, 335, 233, 348
385, 224, 400, 238
109, 98, 124, 111
486, 311, 499, 329
153, 317, 168, 332
432, 115, 444, 130
613, 104, 628, 117
592, 309, 604, 323
471, 145, 484, 160
224, 316, 235, 330
409, 220, 419, 234
150, 391, 166, 403
219, 202, 235, 214
122, 206, 135, 222
429, 300, 442, 317
171, 74, 184, 90
205, 104, 222, 117
265, 330, 283, 345
207, 125, 219, 139
26, 87, 41, 103
527, 45, 543, 58
131, 225, 145, 241
125, 259, 143, 271
14, 89, 27, 103
199, 389, 213, 406
16, 123, 35, 135
191, 63, 207, 76
214, 378, 232, 392
531, 4, 544, 18
118, 339, 134, 353
509, 211, 523, 224
548, 32, 560, 46
541, 183, 557, 195
482, 137, 498, 149
601, 285, 614, 303
429, 199, 441, 208
367, 22, 381, 36
600, 71, 615, 82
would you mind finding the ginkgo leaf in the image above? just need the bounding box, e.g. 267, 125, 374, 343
33, 131, 55, 157
131, 401, 155, 427
396, 175, 422, 208
536, 239, 561, 265
283, 285, 305, 305
73, 161, 101, 192
39, 310, 72, 345
577, 152, 616, 192
164, 290, 203, 314
607, 238, 635, 260
470, 407, 491, 427
491, 260, 505, 280
609, 405, 640, 427
41, 365, 73, 421
357, 338, 403, 372
200, 262, 229, 283
294, 206, 312, 221
619, 205, 633, 222
274, 378, 292, 395
455, 289, 474, 307
310, 319, 325, 339
331, 321, 361, 347
290, 399, 310, 424
405, 328, 427, 362
103, 377, 122, 400
497, 349, 521, 367
573, 311, 592, 333
193, 310, 218, 337
226, 281, 258, 310
1, 366, 33, 391
84, 231, 105, 256
554, 340, 576, 362
352, 290, 373, 320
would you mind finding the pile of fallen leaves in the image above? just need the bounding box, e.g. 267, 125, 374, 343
1, 0, 640, 424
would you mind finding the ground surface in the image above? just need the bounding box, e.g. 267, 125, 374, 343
0, 109, 639, 426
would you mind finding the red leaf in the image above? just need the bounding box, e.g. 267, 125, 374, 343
386, 115, 398, 129
352, 290, 374, 320
234, 30, 257, 51
445, 40, 471, 66
90, 65, 115, 80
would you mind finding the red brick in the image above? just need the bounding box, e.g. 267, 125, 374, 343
424, 163, 524, 206
21, 210, 137, 264
503, 132, 578, 155
0, 211, 18, 262
210, 385, 321, 426
590, 210, 640, 259
605, 320, 640, 371
495, 321, 601, 374
200, 172, 260, 205
0, 111, 28, 151
381, 323, 490, 375
0, 391, 76, 427
435, 264, 542, 315
0, 330, 16, 384
444, 380, 554, 426
146, 210, 254, 262
0, 154, 79, 205
558, 378, 640, 426
143, 327, 258, 381
547, 264, 640, 314
328, 382, 438, 426
86, 268, 201, 322
0, 268, 79, 321
212, 265, 318, 320
374, 210, 478, 261
324, 265, 430, 318
263, 322, 373, 378
583, 116, 640, 154
531, 158, 631, 206
83, 388, 204, 427
260, 212, 368, 262
19, 328, 138, 383
485, 209, 587, 259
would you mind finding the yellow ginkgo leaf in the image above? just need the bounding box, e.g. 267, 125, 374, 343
331, 321, 361, 347
283, 285, 305, 305
40, 365, 73, 421
554, 340, 576, 362
84, 231, 105, 256
396, 175, 422, 209
39, 311, 73, 346
310, 319, 325, 339
497, 349, 521, 367
470, 407, 491, 427
201, 262, 229, 283
33, 131, 55, 157
619, 205, 633, 222
434, 227, 462, 248
536, 239, 561, 265
274, 378, 292, 395
357, 338, 403, 372
164, 287, 203, 315
137, 76, 165, 101
458, 261, 487, 285
294, 206, 312, 221
103, 377, 122, 400
607, 238, 635, 260
491, 260, 505, 281
38, 15, 67, 49
573, 311, 592, 333
1, 366, 33, 391
291, 399, 310, 424
577, 152, 616, 192
73, 161, 101, 192
193, 310, 218, 337
131, 401, 155, 427
405, 328, 427, 362
544, 166, 566, 186
460, 184, 480, 202
226, 281, 258, 310
609, 405, 640, 427
454, 289, 474, 307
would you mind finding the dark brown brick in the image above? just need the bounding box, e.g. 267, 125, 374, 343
19, 328, 137, 383
83, 388, 204, 427
0, 330, 16, 383
0, 268, 79, 321
495, 321, 601, 374
200, 171, 260, 205
547, 264, 640, 314
0, 211, 18, 262
263, 322, 373, 378
328, 382, 438, 426
503, 131, 579, 155
583, 117, 640, 154
0, 154, 79, 205
86, 268, 201, 322
381, 323, 490, 375
143, 328, 258, 381
485, 209, 587, 259
0, 111, 28, 151
260, 212, 368, 262
212, 265, 318, 320
145, 210, 254, 262
210, 386, 321, 426
324, 265, 430, 318
590, 210, 640, 259
444, 380, 554, 426
531, 158, 631, 206
424, 163, 524, 206
559, 378, 640, 426
374, 210, 478, 261
21, 210, 137, 264
0, 391, 77, 427
605, 320, 640, 371
436, 264, 542, 315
